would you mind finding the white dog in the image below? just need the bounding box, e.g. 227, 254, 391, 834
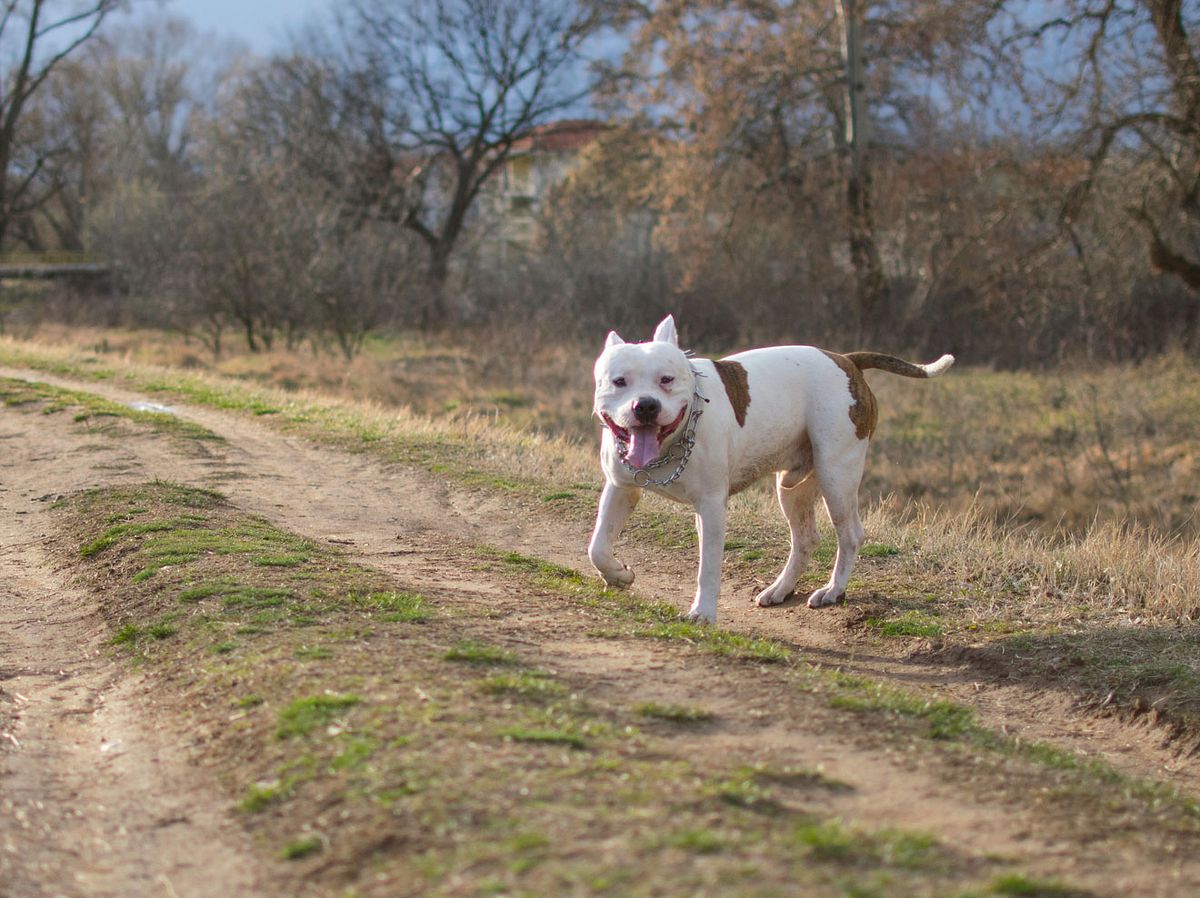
589, 315, 954, 623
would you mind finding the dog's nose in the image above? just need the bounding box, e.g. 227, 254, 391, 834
632, 397, 661, 423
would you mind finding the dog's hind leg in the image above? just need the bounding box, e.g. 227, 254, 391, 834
807, 441, 869, 609
756, 469, 821, 607
589, 482, 642, 588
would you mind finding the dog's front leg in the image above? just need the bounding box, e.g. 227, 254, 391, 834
685, 496, 727, 623
589, 481, 642, 588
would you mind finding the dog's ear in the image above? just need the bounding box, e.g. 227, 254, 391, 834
605, 330, 625, 349
652, 315, 678, 346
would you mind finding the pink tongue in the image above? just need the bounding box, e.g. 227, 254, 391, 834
626, 425, 661, 469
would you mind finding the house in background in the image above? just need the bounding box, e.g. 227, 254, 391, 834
482, 119, 607, 257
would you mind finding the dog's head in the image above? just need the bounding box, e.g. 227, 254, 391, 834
593, 315, 696, 469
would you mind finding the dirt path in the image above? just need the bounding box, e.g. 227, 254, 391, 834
0, 403, 263, 897
1, 365, 1199, 896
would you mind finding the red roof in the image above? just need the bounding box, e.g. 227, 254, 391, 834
510, 119, 607, 154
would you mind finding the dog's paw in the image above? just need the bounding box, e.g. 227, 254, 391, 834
600, 566, 635, 589
683, 604, 716, 624
755, 583, 793, 607
806, 586, 844, 609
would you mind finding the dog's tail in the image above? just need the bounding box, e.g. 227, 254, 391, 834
844, 352, 955, 379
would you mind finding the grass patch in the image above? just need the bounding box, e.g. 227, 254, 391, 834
480, 670, 567, 701
0, 376, 220, 443
865, 610, 944, 638
252, 553, 309, 567
352, 590, 430, 622
112, 623, 142, 646
498, 727, 587, 750
634, 620, 791, 663
276, 694, 362, 739
825, 671, 975, 740
633, 702, 714, 723
444, 641, 519, 665
486, 548, 792, 664
241, 779, 289, 812
989, 873, 1091, 897
281, 836, 323, 860
668, 828, 725, 854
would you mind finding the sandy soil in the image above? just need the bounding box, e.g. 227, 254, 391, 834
2, 364, 1199, 897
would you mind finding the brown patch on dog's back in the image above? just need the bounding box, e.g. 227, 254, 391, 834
713, 360, 751, 427
821, 351, 878, 440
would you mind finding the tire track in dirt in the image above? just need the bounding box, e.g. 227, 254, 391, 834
1, 366, 1198, 898
0, 411, 264, 897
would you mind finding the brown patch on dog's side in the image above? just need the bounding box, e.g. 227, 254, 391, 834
713, 360, 751, 427
821, 351, 878, 440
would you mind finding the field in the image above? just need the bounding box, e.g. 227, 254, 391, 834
1, 326, 1199, 897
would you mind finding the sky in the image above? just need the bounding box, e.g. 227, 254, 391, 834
135, 0, 330, 54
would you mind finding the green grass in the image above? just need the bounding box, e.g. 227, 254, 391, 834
793, 821, 941, 871
275, 694, 362, 739
240, 779, 290, 812
498, 727, 587, 750
480, 670, 567, 701
352, 590, 430, 622
487, 548, 792, 664
112, 623, 142, 645
865, 610, 944, 638
633, 702, 714, 723
281, 836, 323, 860
444, 641, 519, 665
668, 828, 725, 854
0, 376, 220, 443
825, 671, 976, 740
988, 873, 1091, 897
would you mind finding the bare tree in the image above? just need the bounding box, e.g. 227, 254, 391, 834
0, 0, 122, 247
343, 0, 598, 320
605, 0, 991, 344
27, 15, 224, 252
990, 1, 1200, 295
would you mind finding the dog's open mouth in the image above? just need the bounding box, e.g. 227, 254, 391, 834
603, 407, 687, 470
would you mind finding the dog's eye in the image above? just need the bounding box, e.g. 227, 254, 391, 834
660, 375, 675, 386
612, 376, 627, 388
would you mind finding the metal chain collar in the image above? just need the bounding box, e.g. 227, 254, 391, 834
617, 392, 705, 488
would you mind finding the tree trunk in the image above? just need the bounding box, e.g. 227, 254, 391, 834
836, 0, 888, 345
